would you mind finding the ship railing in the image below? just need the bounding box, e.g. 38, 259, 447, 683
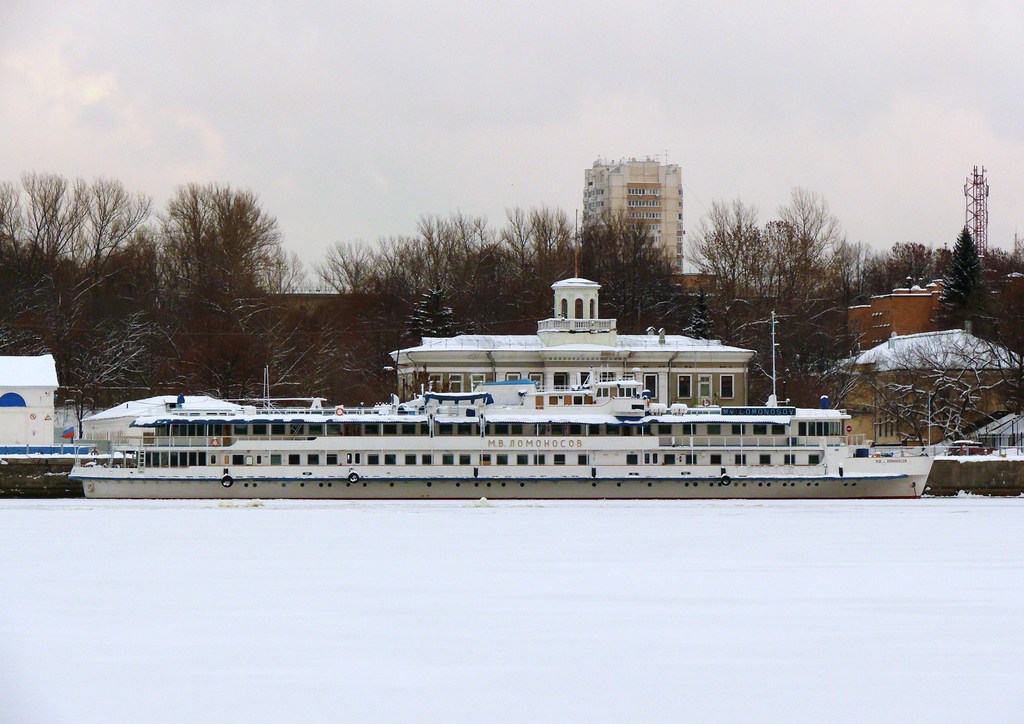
657, 435, 853, 448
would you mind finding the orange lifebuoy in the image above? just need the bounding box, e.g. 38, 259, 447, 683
30, 413, 37, 420
701, 398, 710, 407
210, 438, 221, 447
335, 405, 345, 416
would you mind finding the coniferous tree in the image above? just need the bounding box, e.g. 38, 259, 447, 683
406, 287, 458, 341
687, 288, 713, 340
941, 227, 984, 322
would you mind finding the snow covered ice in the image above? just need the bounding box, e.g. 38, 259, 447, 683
2, 499, 1022, 723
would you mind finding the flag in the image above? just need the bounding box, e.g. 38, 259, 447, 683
61, 426, 75, 439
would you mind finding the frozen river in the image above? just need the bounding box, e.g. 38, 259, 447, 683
2, 498, 1022, 723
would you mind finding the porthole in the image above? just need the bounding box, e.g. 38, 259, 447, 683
592, 482, 597, 487
300, 482, 305, 487
758, 482, 762, 486
328, 482, 332, 487
474, 482, 479, 487
766, 483, 771, 487
648, 482, 652, 487
282, 483, 286, 488
616, 482, 621, 487
362, 482, 366, 487
390, 482, 394, 487
319, 483, 324, 488
346, 482, 350, 487
486, 482, 491, 487
501, 482, 506, 487
244, 483, 249, 487
520, 482, 525, 487
427, 482, 432, 487
852, 482, 857, 486
253, 483, 257, 488
456, 482, 461, 487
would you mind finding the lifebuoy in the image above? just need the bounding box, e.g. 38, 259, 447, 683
29, 413, 37, 420
335, 405, 345, 416
210, 438, 221, 447
348, 471, 359, 483
720, 475, 731, 486
701, 398, 710, 407
221, 475, 233, 488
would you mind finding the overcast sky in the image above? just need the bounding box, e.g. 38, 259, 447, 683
2, 1, 1022, 270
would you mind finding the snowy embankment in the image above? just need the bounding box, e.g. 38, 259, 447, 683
1, 500, 1022, 723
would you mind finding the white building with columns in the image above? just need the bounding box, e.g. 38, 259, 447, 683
392, 278, 753, 406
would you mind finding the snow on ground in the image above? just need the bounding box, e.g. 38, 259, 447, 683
1, 499, 1022, 723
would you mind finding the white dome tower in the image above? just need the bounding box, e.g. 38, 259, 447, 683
538, 278, 616, 346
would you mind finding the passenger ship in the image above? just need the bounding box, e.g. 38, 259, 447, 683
72, 378, 932, 499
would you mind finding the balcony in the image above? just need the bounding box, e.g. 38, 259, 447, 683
537, 318, 616, 334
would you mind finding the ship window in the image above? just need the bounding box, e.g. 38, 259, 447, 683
681, 424, 695, 435
772, 424, 786, 435
480, 454, 491, 465
753, 424, 767, 435
243, 455, 252, 465
663, 454, 675, 465
798, 422, 807, 436
510, 424, 524, 435
621, 426, 633, 437
169, 452, 178, 467
760, 454, 771, 465
288, 454, 300, 465
384, 454, 396, 465
784, 454, 796, 465
578, 454, 588, 465
732, 424, 743, 435
443, 454, 454, 465
368, 454, 380, 465
326, 454, 338, 465
307, 454, 320, 465
568, 424, 582, 435
735, 454, 746, 465
234, 424, 248, 435
573, 396, 584, 406
459, 454, 471, 465
325, 423, 341, 435
457, 424, 474, 436
626, 454, 638, 466
308, 424, 324, 436
710, 454, 722, 465
517, 454, 529, 465
553, 454, 565, 465
707, 425, 721, 435
548, 396, 559, 406
550, 424, 565, 435
401, 423, 416, 435
496, 454, 508, 465
382, 424, 397, 435
684, 454, 697, 465
657, 424, 671, 434
270, 454, 281, 465
493, 424, 509, 435
232, 454, 244, 466
809, 454, 821, 465
271, 424, 285, 435
437, 423, 452, 436
534, 454, 546, 465
405, 454, 416, 465
421, 454, 432, 465
289, 423, 304, 436
252, 424, 267, 435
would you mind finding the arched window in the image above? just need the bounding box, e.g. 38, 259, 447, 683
589, 299, 596, 319
574, 298, 584, 319
0, 392, 26, 407
560, 298, 568, 318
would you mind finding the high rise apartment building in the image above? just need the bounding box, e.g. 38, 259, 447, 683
583, 158, 684, 267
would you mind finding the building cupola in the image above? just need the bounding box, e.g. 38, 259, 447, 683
538, 278, 616, 346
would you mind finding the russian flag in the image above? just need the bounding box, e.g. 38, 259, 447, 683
61, 426, 75, 439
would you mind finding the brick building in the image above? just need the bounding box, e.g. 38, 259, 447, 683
848, 281, 943, 348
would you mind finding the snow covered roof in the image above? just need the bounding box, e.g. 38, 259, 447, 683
852, 329, 1010, 371
84, 395, 242, 422
0, 354, 59, 388
551, 278, 600, 289
972, 413, 1024, 437
397, 334, 751, 355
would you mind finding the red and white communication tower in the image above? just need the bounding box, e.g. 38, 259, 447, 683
964, 165, 989, 255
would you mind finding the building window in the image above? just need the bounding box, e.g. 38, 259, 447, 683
428, 374, 442, 391
644, 373, 658, 398
553, 372, 569, 389
448, 374, 463, 392
505, 372, 520, 381
528, 373, 543, 388
560, 298, 568, 318
470, 373, 485, 390
698, 375, 712, 399
720, 374, 735, 399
